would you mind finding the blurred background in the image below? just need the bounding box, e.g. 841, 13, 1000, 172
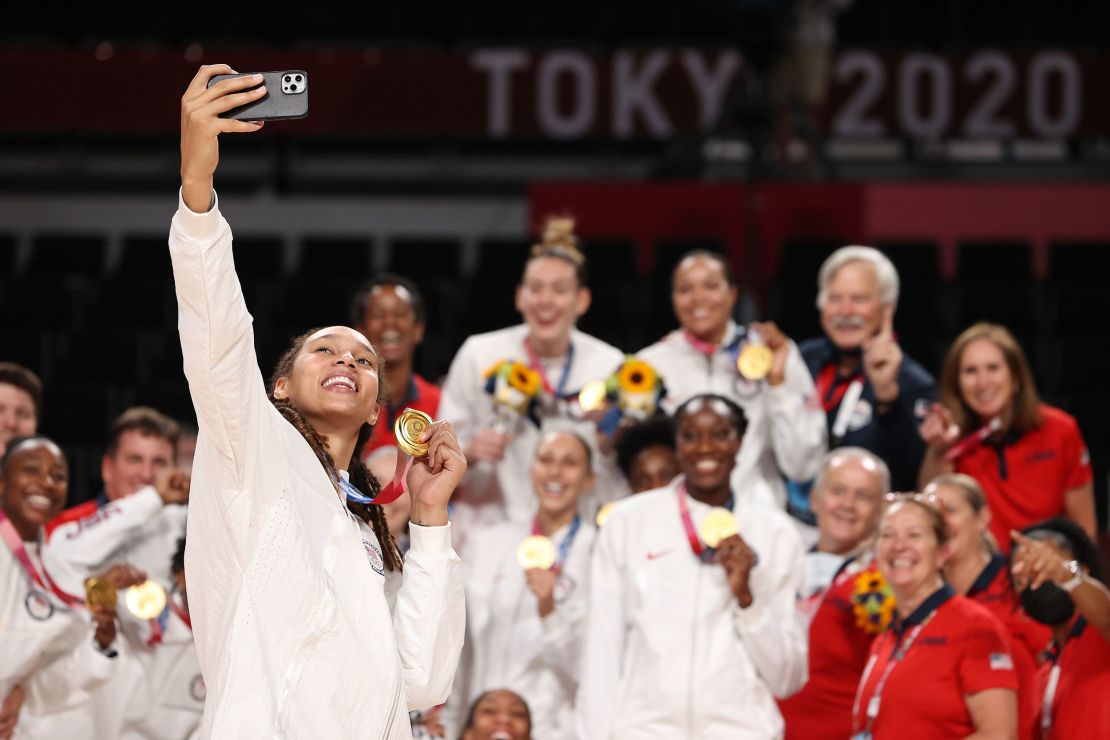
1, 0, 1108, 536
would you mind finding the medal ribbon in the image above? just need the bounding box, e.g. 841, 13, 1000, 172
944, 418, 1002, 463
146, 605, 169, 647
852, 611, 937, 735
169, 591, 192, 632
682, 327, 744, 359
675, 482, 734, 561
524, 338, 575, 397
531, 514, 581, 573
338, 461, 412, 506
0, 512, 83, 607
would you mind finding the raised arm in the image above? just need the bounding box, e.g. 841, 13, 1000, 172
170, 65, 270, 483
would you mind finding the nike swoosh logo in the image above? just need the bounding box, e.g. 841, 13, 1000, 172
646, 550, 672, 561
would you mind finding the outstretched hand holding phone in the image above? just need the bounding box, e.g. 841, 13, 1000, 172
180, 64, 266, 213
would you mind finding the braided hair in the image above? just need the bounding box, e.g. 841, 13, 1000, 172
268, 329, 404, 572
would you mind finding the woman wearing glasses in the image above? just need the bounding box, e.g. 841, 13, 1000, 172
852, 493, 1018, 739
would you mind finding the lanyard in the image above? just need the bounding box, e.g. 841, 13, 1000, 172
169, 590, 192, 632
531, 514, 581, 573
675, 483, 734, 561
1040, 617, 1086, 736
0, 512, 83, 608
815, 363, 865, 414
853, 611, 937, 735
944, 418, 1003, 463
524, 338, 575, 397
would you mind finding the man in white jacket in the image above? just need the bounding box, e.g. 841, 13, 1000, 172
172, 64, 466, 739
576, 394, 808, 739
47, 406, 190, 595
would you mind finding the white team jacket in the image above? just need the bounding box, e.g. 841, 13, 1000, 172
0, 534, 115, 738
638, 324, 827, 511
451, 517, 595, 739
48, 489, 187, 595
169, 191, 465, 739
438, 325, 627, 529
575, 479, 808, 739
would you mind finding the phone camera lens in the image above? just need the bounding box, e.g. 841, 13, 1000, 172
295, 75, 302, 82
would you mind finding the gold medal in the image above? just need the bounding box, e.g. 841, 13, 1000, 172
595, 501, 617, 527
395, 408, 433, 458
125, 580, 167, 620
84, 577, 117, 610
516, 535, 557, 570
578, 380, 608, 412
698, 507, 738, 549
736, 343, 774, 380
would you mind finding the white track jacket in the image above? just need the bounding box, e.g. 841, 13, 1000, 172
638, 324, 826, 512
452, 517, 595, 739
169, 190, 465, 739
575, 479, 808, 739
1, 534, 115, 738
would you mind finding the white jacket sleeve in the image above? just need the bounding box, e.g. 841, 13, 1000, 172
730, 523, 808, 698
765, 341, 827, 481
45, 488, 163, 591
387, 522, 466, 710
169, 189, 270, 492
574, 521, 625, 740
22, 633, 116, 716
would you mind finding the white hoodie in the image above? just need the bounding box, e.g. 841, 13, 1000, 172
169, 190, 465, 739
575, 479, 808, 739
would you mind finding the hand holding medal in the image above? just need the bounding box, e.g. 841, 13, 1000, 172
714, 528, 758, 609
395, 411, 466, 527
739, 322, 789, 386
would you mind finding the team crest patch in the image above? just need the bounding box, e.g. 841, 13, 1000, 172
189, 674, 207, 702
25, 591, 54, 621
362, 537, 385, 576
554, 574, 576, 603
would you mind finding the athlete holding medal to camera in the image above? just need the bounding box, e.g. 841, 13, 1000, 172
172, 65, 466, 738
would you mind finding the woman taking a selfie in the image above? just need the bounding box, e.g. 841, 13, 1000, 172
172, 65, 466, 738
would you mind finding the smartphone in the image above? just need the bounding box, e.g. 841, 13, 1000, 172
206, 71, 309, 121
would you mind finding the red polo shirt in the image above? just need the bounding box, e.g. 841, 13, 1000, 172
955, 405, 1091, 553
779, 560, 880, 740
968, 554, 1053, 740
853, 586, 1018, 739
1034, 617, 1110, 739
364, 374, 441, 454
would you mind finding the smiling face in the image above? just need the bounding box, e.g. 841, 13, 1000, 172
628, 444, 679, 494
930, 481, 990, 564
272, 326, 381, 432
462, 689, 531, 740
531, 431, 594, 521
876, 501, 948, 601
0, 439, 68, 538
672, 255, 737, 342
358, 284, 424, 367
813, 456, 884, 554
820, 261, 886, 350
675, 400, 741, 496
957, 338, 1016, 422
102, 430, 175, 502
516, 256, 590, 350
0, 382, 37, 457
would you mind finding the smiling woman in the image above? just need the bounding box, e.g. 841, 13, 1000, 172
576, 393, 808, 737
171, 64, 466, 739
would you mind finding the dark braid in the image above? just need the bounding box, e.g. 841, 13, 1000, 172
268, 329, 404, 572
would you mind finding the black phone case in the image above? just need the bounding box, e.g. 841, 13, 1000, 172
206, 71, 309, 121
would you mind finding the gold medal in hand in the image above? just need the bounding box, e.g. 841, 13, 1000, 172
736, 343, 773, 380
698, 508, 738, 549
84, 577, 117, 610
125, 580, 167, 620
395, 408, 433, 458
517, 535, 557, 570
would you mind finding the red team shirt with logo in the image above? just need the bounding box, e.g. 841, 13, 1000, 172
853, 592, 1018, 739
1034, 619, 1110, 739
955, 405, 1091, 553
778, 562, 878, 740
